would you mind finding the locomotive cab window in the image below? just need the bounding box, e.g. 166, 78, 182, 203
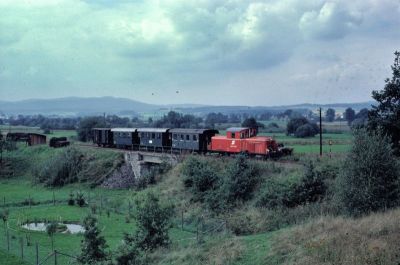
231, 132, 235, 138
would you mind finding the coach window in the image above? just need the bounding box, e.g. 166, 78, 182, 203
152, 133, 155, 139
193, 135, 197, 141
186, 135, 190, 141
173, 134, 177, 140
180, 134, 184, 140
157, 133, 161, 139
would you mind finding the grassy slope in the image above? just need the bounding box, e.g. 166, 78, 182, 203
0, 250, 30, 265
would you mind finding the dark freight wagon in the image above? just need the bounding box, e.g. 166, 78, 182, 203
170, 129, 219, 153
111, 128, 139, 149
138, 128, 171, 151
92, 128, 113, 147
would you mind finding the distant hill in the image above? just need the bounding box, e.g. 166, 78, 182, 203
0, 97, 160, 116
0, 96, 375, 116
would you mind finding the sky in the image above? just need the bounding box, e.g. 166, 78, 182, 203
0, 0, 399, 106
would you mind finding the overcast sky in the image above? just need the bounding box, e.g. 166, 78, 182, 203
0, 0, 399, 106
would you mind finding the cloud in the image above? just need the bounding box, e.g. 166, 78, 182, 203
0, 0, 399, 105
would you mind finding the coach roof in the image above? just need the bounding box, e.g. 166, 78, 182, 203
137, 128, 170, 133
226, 127, 249, 132
169, 129, 219, 134
111, 128, 138, 132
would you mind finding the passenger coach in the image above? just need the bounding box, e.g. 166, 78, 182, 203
111, 128, 139, 149
137, 128, 171, 151
170, 129, 219, 153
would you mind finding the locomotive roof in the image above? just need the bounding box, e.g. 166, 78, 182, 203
169, 128, 219, 134
137, 128, 169, 133
226, 127, 249, 132
111, 128, 138, 132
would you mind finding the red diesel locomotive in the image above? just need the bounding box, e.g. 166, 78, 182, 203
209, 127, 290, 157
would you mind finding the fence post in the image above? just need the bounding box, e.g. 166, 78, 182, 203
181, 210, 184, 231
53, 191, 55, 206
6, 228, 9, 252
36, 243, 39, 265
29, 194, 31, 208
54, 250, 58, 265
196, 220, 199, 243
20, 237, 24, 260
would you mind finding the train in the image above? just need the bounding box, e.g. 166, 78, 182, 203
93, 127, 292, 157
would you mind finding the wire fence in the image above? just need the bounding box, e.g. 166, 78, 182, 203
0, 191, 227, 264
0, 226, 78, 265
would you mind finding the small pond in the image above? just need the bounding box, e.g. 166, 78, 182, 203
22, 222, 85, 234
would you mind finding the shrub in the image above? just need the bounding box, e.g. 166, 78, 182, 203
68, 192, 75, 206
181, 156, 219, 202
336, 129, 400, 216
76, 192, 86, 207
115, 236, 146, 265
256, 162, 326, 209
223, 155, 260, 203
37, 147, 83, 187
290, 162, 326, 205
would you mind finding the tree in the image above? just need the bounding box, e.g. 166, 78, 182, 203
77, 116, 105, 142
337, 129, 400, 216
133, 192, 173, 251
294, 123, 318, 138
344, 107, 356, 124
286, 117, 310, 135
241, 117, 265, 133
325, 108, 335, 122
46, 222, 58, 251
78, 215, 109, 265
368, 51, 400, 154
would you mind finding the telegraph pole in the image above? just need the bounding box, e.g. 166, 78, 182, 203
319, 108, 323, 156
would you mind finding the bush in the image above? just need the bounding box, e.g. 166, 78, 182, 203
336, 129, 400, 216
68, 192, 75, 206
37, 147, 83, 187
256, 162, 326, 209
223, 155, 260, 203
76, 192, 86, 207
181, 156, 219, 202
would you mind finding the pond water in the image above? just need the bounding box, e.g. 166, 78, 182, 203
22, 223, 85, 234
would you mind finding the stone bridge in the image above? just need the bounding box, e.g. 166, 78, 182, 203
124, 151, 179, 179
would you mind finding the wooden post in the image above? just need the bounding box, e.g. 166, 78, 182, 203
20, 237, 24, 259
54, 250, 58, 265
181, 210, 184, 231
53, 191, 55, 206
196, 220, 199, 243
36, 243, 39, 265
6, 228, 10, 252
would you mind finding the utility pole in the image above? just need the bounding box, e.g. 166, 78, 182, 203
319, 108, 322, 156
